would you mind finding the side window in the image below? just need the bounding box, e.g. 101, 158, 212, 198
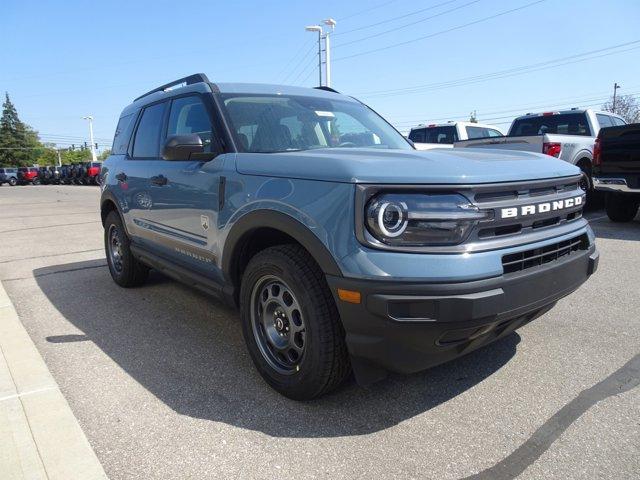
167, 96, 214, 152
596, 114, 613, 129
112, 113, 137, 154
132, 102, 166, 158
488, 128, 503, 137
409, 128, 426, 143
613, 116, 626, 126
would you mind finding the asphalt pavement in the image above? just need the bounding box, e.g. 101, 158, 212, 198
0, 185, 638, 479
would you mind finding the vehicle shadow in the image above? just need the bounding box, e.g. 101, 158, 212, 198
35, 260, 519, 438
590, 215, 640, 241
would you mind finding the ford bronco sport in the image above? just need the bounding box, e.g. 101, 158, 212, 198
101, 74, 599, 400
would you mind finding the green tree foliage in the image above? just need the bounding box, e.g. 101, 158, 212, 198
98, 149, 111, 161
602, 94, 640, 123
0, 93, 41, 167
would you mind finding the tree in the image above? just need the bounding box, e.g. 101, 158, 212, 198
602, 94, 640, 123
0, 92, 41, 167
98, 149, 111, 161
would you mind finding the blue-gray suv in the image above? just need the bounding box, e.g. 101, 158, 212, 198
101, 74, 599, 399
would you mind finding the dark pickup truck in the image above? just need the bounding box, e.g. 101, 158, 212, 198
593, 123, 640, 222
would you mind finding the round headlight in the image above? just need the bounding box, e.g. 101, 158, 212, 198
367, 198, 408, 239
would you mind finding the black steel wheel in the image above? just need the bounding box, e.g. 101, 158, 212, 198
240, 244, 350, 400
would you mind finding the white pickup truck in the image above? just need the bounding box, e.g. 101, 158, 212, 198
454, 109, 626, 191
408, 121, 504, 150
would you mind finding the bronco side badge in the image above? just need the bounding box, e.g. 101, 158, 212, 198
201, 215, 210, 231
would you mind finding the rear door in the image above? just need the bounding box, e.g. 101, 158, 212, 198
119, 101, 169, 249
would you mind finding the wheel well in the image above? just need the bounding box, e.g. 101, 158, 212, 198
576, 157, 592, 173
100, 199, 118, 226
229, 227, 308, 306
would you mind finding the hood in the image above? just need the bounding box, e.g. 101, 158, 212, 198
235, 147, 580, 184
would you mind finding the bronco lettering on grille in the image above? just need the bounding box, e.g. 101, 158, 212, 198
500, 196, 583, 219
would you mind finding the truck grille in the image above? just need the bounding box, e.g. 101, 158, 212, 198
502, 234, 588, 274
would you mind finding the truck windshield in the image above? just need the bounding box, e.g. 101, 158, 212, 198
510, 113, 591, 137
220, 94, 411, 153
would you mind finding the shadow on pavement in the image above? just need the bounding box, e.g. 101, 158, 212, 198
590, 215, 640, 242
34, 260, 519, 438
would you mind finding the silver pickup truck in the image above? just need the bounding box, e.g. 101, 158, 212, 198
454, 109, 626, 191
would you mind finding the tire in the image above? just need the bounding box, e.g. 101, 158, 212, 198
8, 177, 17, 186
605, 193, 639, 223
104, 211, 149, 287
239, 244, 350, 400
32, 178, 40, 186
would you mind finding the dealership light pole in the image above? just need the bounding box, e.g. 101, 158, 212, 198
305, 18, 336, 88
83, 115, 98, 162
323, 19, 336, 88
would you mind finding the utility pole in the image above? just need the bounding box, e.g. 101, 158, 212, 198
305, 18, 336, 87
83, 115, 98, 162
56, 148, 62, 167
612, 83, 621, 113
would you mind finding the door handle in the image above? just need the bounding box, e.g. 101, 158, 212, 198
115, 172, 127, 182
150, 174, 168, 186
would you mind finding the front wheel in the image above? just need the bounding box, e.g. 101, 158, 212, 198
104, 211, 149, 287
605, 193, 639, 222
239, 244, 350, 400
9, 177, 17, 186
32, 178, 40, 186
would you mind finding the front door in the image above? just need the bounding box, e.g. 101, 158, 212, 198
151, 94, 225, 281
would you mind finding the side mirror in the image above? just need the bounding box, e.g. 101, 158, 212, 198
162, 134, 204, 161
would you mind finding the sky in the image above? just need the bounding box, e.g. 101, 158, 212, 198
1, 0, 639, 152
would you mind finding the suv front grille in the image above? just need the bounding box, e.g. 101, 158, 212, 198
502, 234, 588, 274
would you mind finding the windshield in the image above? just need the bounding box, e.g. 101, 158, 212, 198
220, 93, 411, 153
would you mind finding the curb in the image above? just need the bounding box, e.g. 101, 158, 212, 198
0, 281, 108, 479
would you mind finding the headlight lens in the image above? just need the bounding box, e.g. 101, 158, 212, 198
365, 193, 488, 246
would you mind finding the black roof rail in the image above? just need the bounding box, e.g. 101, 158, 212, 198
134, 73, 210, 102
314, 86, 340, 94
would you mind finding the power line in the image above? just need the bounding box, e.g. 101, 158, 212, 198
333, 0, 483, 49
290, 54, 319, 86
388, 90, 639, 125
337, 0, 403, 21
276, 38, 315, 84
355, 40, 640, 98
333, 0, 546, 62
281, 42, 318, 84
333, 0, 458, 36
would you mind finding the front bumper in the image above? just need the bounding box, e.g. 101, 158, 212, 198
327, 244, 598, 382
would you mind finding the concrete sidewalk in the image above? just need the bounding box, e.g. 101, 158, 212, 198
0, 281, 107, 480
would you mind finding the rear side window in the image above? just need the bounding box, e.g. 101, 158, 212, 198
167, 96, 213, 152
612, 116, 626, 126
510, 113, 591, 136
466, 126, 503, 139
425, 126, 458, 144
408, 128, 426, 143
596, 114, 614, 128
112, 113, 137, 155
132, 103, 166, 158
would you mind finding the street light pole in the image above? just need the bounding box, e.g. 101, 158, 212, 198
323, 19, 336, 88
305, 25, 323, 86
83, 115, 98, 162
612, 83, 621, 113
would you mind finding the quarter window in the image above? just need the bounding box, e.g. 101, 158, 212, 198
112, 113, 137, 155
132, 102, 166, 158
596, 114, 614, 129
466, 126, 504, 139
167, 96, 214, 152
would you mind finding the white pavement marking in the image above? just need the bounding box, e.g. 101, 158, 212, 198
0, 281, 108, 480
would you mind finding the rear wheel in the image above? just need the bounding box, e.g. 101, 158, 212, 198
8, 177, 17, 186
32, 178, 40, 186
104, 211, 149, 287
239, 244, 350, 400
605, 193, 639, 222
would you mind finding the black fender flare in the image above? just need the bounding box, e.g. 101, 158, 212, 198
221, 210, 343, 281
